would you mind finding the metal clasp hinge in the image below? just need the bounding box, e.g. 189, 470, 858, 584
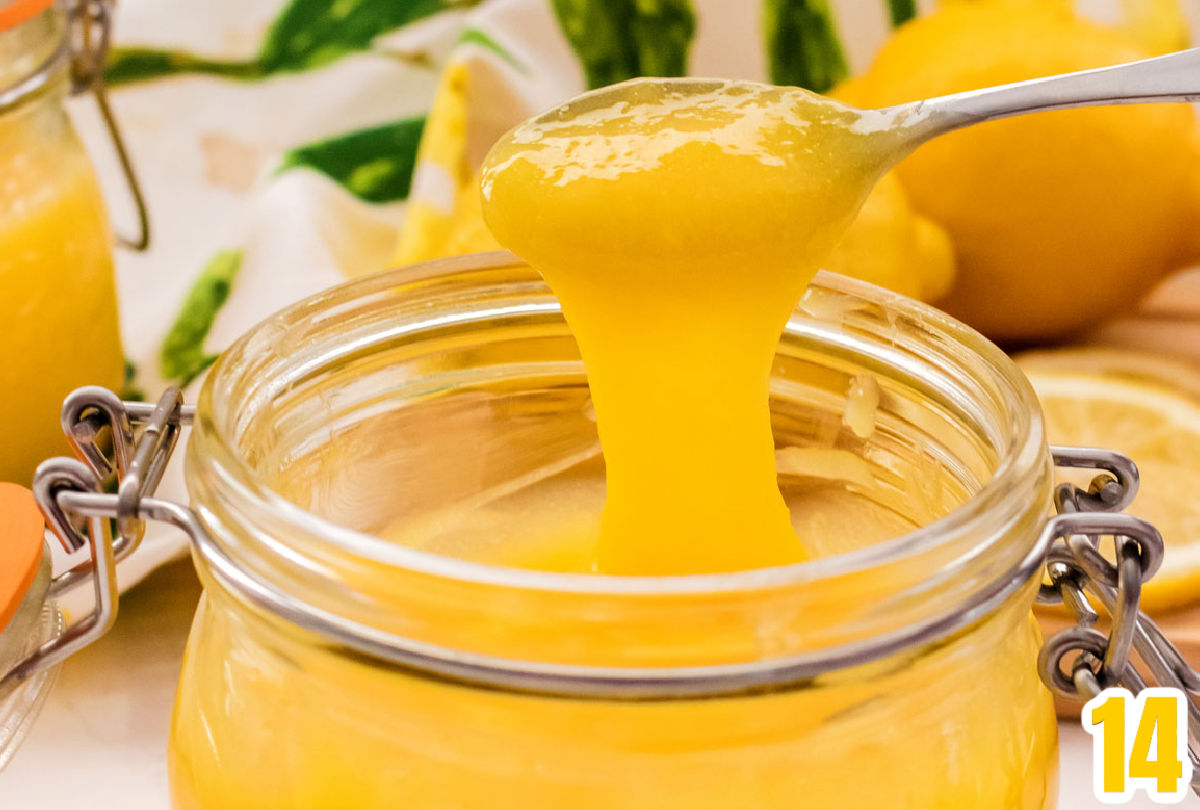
1040, 446, 1200, 795
67, 0, 150, 251
0, 388, 192, 695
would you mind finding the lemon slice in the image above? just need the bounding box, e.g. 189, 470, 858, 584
1019, 351, 1200, 612
1018, 347, 1200, 398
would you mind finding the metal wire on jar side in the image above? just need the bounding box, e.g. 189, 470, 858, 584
0, 0, 149, 250
1037, 450, 1200, 796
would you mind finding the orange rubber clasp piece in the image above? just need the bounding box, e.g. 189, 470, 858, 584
0, 483, 46, 635
0, 0, 56, 33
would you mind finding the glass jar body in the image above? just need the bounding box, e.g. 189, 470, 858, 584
171, 582, 1056, 809
0, 7, 122, 485
0, 552, 60, 771
170, 256, 1059, 809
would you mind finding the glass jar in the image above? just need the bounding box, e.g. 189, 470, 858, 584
165, 253, 1060, 808
0, 0, 124, 485
0, 486, 61, 771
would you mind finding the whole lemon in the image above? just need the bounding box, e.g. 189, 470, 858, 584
850, 1, 1200, 341
821, 172, 955, 301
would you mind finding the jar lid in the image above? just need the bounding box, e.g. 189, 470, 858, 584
0, 484, 45, 635
0, 0, 55, 32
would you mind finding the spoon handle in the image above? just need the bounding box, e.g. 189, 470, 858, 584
896, 46, 1200, 142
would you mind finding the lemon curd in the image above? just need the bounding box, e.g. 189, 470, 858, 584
481, 79, 914, 574
170, 78, 1058, 809
0, 9, 122, 485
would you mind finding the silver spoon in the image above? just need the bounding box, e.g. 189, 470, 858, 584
894, 46, 1200, 142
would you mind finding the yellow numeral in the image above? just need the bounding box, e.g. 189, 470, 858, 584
1083, 687, 1192, 803
1088, 690, 1127, 795
1129, 695, 1184, 794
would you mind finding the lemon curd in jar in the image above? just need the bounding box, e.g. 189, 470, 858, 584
0, 6, 123, 485
172, 260, 1057, 809
171, 79, 1057, 808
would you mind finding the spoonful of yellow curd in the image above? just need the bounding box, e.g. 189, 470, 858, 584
482, 80, 914, 575
480, 51, 1200, 576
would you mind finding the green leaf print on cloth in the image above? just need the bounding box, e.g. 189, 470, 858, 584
764, 0, 848, 93
279, 117, 427, 203
106, 0, 478, 86
887, 0, 917, 27
104, 48, 266, 85
160, 250, 243, 387
457, 27, 526, 71
260, 0, 473, 72
551, 0, 696, 89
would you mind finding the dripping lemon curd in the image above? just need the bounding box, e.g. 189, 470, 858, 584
170, 79, 1058, 809
472, 79, 915, 574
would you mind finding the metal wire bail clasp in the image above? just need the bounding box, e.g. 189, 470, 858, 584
1039, 446, 1200, 795
67, 0, 150, 251
0, 388, 192, 695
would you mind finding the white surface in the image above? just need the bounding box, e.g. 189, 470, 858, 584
0, 561, 199, 806
0, 559, 1176, 808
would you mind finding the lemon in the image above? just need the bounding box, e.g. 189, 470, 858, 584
850, 1, 1200, 341
1020, 351, 1200, 611
395, 62, 494, 266
821, 172, 955, 301
1018, 347, 1200, 399
1116, 0, 1191, 54
936, 0, 1191, 54
396, 166, 501, 264
821, 83, 957, 300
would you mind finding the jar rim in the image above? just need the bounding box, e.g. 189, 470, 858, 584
193, 251, 1049, 598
